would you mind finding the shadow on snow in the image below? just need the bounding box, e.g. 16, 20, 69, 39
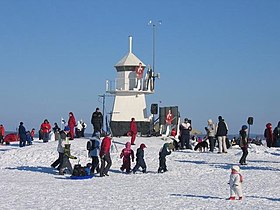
175, 160, 280, 172
247, 195, 280, 202
6, 166, 57, 174
170, 193, 224, 200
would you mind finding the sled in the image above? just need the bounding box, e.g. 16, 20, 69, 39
69, 175, 94, 180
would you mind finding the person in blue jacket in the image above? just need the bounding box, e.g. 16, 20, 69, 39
88, 132, 101, 174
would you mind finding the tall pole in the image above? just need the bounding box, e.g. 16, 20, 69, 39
149, 20, 161, 73
152, 23, 156, 73
98, 94, 106, 131
148, 20, 161, 136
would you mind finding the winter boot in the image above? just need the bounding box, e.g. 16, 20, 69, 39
229, 196, 235, 200
239, 197, 243, 200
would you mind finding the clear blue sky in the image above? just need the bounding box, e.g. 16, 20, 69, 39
0, 0, 279, 135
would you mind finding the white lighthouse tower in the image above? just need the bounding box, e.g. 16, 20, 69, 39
106, 36, 155, 136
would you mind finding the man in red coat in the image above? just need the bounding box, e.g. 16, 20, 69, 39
99, 135, 112, 177
165, 110, 173, 137
68, 112, 76, 140
0, 124, 5, 144
135, 62, 144, 90
40, 119, 51, 143
130, 118, 137, 145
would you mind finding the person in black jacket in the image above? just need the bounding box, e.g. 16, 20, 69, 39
158, 142, 174, 173
239, 125, 248, 165
179, 118, 192, 149
18, 122, 27, 147
216, 116, 228, 153
132, 143, 147, 173
91, 107, 103, 136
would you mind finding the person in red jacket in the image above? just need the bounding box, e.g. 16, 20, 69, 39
165, 109, 174, 137
40, 119, 51, 143
130, 117, 137, 145
264, 123, 274, 147
0, 124, 5, 144
120, 142, 135, 173
135, 62, 144, 90
99, 135, 112, 177
68, 112, 76, 140
30, 128, 35, 141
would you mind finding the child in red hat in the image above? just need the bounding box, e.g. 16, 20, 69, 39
132, 143, 147, 174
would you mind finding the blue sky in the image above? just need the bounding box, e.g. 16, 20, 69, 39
0, 0, 279, 135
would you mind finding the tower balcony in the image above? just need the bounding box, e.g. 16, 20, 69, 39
106, 78, 154, 94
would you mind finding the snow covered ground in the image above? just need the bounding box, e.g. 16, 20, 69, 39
0, 136, 279, 210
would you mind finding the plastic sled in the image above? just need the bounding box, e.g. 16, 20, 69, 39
69, 175, 94, 180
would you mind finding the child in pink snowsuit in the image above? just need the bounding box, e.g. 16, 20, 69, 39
228, 165, 244, 200
120, 142, 135, 173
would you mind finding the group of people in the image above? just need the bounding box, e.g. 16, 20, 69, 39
18, 122, 35, 147
264, 121, 280, 148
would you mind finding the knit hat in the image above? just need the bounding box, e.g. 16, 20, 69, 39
64, 126, 70, 132
140, 143, 146, 149
232, 165, 240, 172
93, 131, 101, 138
242, 125, 248, 130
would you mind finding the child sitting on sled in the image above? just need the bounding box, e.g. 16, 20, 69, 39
120, 142, 134, 173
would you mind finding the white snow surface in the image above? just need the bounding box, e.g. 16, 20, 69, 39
0, 137, 279, 210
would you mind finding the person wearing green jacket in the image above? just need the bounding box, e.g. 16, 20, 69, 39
59, 143, 77, 175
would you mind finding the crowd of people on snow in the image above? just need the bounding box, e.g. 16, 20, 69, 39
1, 109, 280, 200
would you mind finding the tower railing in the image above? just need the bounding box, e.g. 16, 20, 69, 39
106, 78, 154, 93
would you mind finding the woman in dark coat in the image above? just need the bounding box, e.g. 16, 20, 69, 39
18, 122, 27, 147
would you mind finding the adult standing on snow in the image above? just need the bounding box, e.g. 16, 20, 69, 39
264, 123, 274, 147
68, 112, 76, 140
273, 121, 280, 147
40, 119, 51, 143
88, 132, 101, 174
81, 120, 87, 137
216, 116, 228, 153
18, 122, 27, 147
165, 109, 174, 137
130, 117, 137, 145
239, 125, 248, 165
179, 118, 192, 149
51, 126, 70, 170
99, 134, 112, 177
135, 62, 144, 90
91, 107, 103, 136
0, 124, 5, 144
75, 120, 83, 138
206, 119, 216, 152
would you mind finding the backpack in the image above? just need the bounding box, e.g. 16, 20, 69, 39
86, 139, 96, 151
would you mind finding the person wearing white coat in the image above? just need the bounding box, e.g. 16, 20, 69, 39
228, 165, 244, 200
